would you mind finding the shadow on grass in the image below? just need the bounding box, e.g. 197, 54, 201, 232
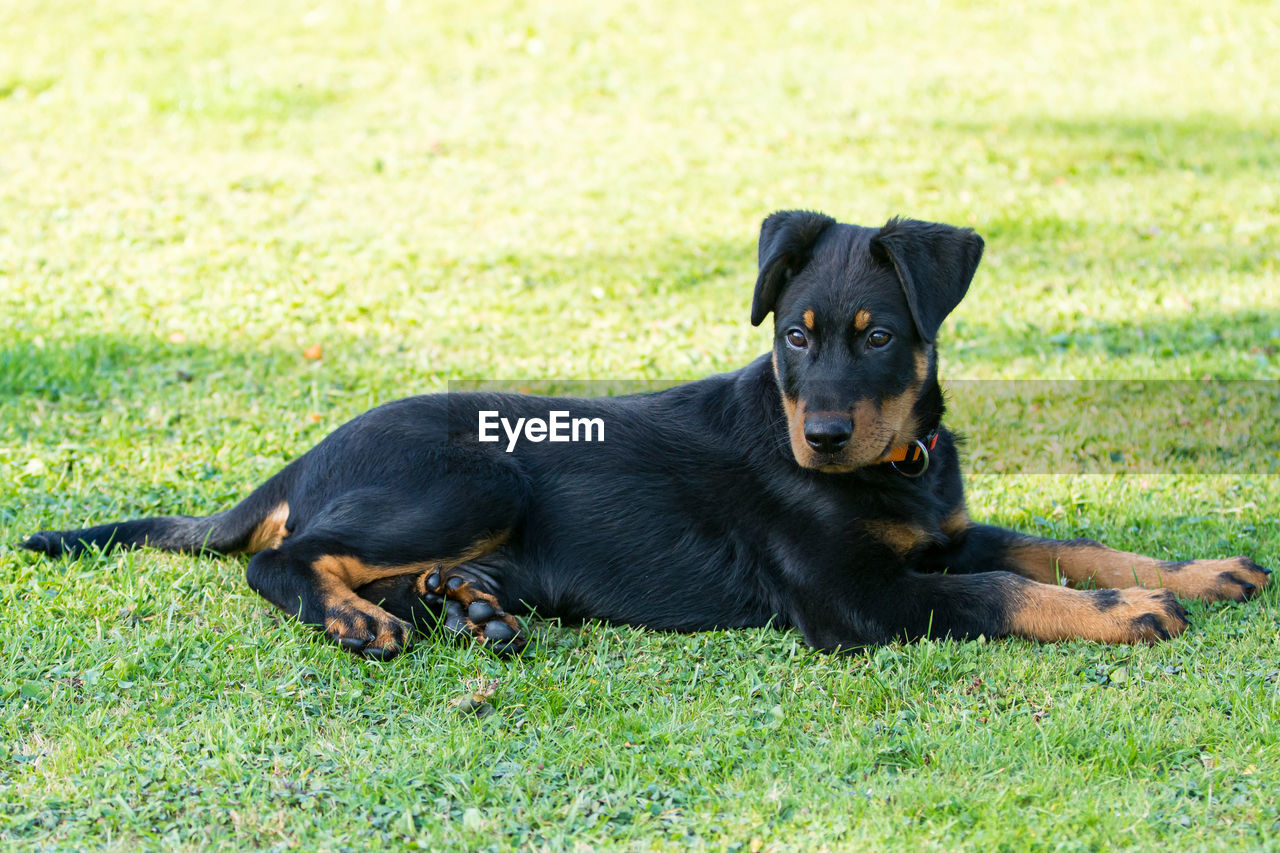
977, 212, 1277, 280
0, 333, 297, 405
949, 307, 1280, 367
3, 305, 1275, 410
946, 112, 1278, 182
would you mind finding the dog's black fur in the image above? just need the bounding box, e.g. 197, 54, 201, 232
23, 212, 1269, 658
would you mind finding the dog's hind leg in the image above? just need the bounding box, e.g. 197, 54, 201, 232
246, 474, 527, 660
355, 553, 526, 656
247, 545, 415, 660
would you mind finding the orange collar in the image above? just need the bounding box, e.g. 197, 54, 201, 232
882, 429, 939, 470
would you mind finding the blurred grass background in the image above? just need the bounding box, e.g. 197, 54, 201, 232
1, 0, 1278, 849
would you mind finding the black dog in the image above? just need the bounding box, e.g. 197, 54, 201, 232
23, 212, 1270, 658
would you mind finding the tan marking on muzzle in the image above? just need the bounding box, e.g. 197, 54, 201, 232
870, 348, 933, 462
774, 350, 817, 467
776, 345, 934, 472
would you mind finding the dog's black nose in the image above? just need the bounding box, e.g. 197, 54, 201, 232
804, 415, 852, 453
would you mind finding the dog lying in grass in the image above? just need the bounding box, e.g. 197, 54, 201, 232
24, 211, 1270, 658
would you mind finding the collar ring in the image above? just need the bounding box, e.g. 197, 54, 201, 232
890, 439, 930, 478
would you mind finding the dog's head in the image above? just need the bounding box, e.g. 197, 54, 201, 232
751, 211, 983, 473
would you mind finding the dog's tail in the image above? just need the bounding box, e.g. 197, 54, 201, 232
21, 462, 300, 559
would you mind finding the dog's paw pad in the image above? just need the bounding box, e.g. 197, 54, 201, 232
462, 605, 525, 656
467, 600, 496, 622
424, 570, 525, 654
442, 600, 470, 635
483, 620, 516, 643
482, 618, 525, 657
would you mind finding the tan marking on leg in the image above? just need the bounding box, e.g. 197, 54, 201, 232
941, 506, 970, 539
854, 310, 872, 331
802, 309, 815, 330
242, 502, 290, 553
312, 570, 412, 650
314, 555, 390, 589
312, 529, 513, 589
1000, 541, 1062, 585
310, 530, 513, 653
1007, 583, 1187, 644
863, 520, 933, 557
1006, 540, 1270, 601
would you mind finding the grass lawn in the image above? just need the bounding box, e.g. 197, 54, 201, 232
2, 0, 1278, 849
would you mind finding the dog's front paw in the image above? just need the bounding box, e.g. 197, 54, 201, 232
1011, 584, 1190, 644
323, 600, 414, 661
1109, 588, 1191, 643
1158, 556, 1271, 602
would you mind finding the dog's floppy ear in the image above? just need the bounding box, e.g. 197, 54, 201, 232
869, 217, 984, 343
750, 210, 836, 326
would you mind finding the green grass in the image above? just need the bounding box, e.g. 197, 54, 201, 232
2, 0, 1278, 849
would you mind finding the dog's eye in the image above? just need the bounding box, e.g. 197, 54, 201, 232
785, 328, 809, 349
867, 330, 892, 349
